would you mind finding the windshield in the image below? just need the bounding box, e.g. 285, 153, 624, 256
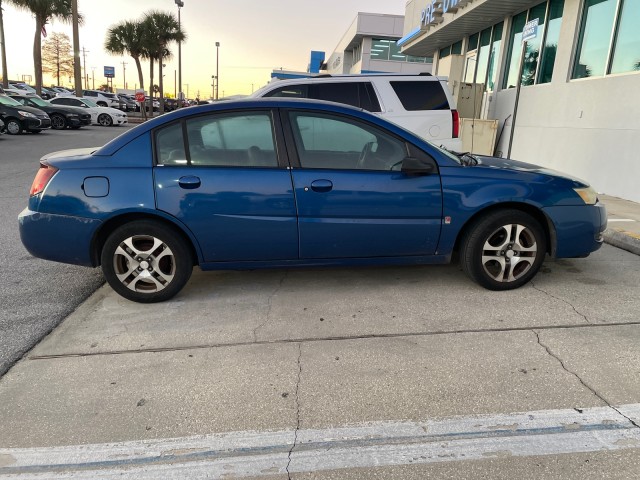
81, 98, 98, 108
0, 95, 21, 106
28, 97, 49, 107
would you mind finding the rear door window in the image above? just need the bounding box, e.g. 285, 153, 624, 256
389, 81, 449, 111
310, 83, 381, 112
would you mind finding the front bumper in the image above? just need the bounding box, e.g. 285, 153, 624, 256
25, 116, 51, 131
115, 116, 128, 125
543, 201, 607, 258
19, 208, 101, 267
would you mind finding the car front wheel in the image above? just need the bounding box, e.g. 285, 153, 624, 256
460, 210, 546, 290
101, 221, 193, 303
5, 118, 22, 135
50, 113, 67, 130
97, 113, 113, 126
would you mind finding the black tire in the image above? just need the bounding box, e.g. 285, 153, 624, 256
97, 113, 113, 126
5, 118, 22, 135
101, 221, 193, 303
460, 209, 546, 290
97, 101, 108, 107
50, 113, 67, 130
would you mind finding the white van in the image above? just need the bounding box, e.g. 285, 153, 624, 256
251, 73, 461, 151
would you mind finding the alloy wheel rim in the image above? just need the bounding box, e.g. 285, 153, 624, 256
99, 114, 112, 126
113, 235, 176, 293
7, 121, 20, 134
52, 116, 65, 129
481, 223, 537, 283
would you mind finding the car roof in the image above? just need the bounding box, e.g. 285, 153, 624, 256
96, 97, 425, 156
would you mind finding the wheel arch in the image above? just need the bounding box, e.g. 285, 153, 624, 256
453, 202, 557, 257
90, 212, 201, 267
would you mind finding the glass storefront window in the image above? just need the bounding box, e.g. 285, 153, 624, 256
573, 0, 617, 78
537, 0, 565, 83
610, 0, 640, 75
522, 2, 547, 86
475, 28, 493, 87
486, 23, 503, 91
503, 0, 565, 88
503, 11, 528, 89
452, 41, 463, 55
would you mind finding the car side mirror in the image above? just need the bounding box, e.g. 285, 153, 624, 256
401, 156, 436, 175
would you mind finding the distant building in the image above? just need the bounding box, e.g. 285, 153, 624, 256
324, 12, 433, 75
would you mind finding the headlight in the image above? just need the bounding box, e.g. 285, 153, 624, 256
573, 186, 598, 205
18, 111, 37, 119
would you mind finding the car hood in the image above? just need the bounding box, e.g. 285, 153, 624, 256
473, 155, 590, 187
7, 104, 48, 116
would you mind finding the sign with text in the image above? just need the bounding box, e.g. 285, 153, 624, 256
522, 18, 539, 43
104, 66, 115, 78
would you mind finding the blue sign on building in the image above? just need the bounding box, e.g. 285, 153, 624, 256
104, 66, 115, 78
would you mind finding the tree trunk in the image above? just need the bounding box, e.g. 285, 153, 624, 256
33, 16, 44, 96
134, 55, 146, 120
0, 0, 9, 88
72, 0, 82, 96
158, 54, 164, 115
149, 56, 154, 116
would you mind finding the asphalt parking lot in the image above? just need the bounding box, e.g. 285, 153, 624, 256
1, 243, 639, 478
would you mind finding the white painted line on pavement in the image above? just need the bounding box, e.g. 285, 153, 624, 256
1, 404, 639, 478
607, 219, 636, 222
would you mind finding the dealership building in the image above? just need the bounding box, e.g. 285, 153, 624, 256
399, 0, 640, 202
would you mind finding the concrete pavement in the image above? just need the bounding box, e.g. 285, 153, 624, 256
0, 195, 639, 478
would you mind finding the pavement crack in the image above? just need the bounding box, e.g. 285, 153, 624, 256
531, 282, 591, 324
286, 342, 303, 479
253, 271, 288, 342
532, 329, 640, 429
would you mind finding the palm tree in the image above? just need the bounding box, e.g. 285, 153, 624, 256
0, 0, 8, 88
142, 11, 185, 114
6, 0, 77, 95
105, 20, 147, 93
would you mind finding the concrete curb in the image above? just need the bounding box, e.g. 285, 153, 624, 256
603, 228, 640, 256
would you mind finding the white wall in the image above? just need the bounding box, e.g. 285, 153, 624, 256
491, 73, 640, 203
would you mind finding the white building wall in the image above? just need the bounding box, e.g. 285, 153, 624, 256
489, 0, 640, 202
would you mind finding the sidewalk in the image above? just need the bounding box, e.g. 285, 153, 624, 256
600, 194, 640, 256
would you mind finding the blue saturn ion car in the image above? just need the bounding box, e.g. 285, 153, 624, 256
19, 99, 606, 303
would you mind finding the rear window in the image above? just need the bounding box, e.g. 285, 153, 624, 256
390, 81, 449, 111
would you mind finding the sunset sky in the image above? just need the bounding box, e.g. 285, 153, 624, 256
3, 0, 406, 98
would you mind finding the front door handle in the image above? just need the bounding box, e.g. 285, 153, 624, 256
310, 179, 333, 193
178, 175, 201, 189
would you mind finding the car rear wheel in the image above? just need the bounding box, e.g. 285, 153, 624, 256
101, 221, 193, 303
50, 113, 67, 130
460, 210, 546, 290
5, 118, 22, 135
97, 113, 113, 126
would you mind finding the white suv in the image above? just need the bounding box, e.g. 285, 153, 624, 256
251, 73, 461, 150
82, 90, 123, 109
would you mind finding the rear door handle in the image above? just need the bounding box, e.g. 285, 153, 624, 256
178, 175, 201, 189
309, 179, 333, 193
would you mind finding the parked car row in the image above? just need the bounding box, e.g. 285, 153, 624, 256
0, 92, 127, 134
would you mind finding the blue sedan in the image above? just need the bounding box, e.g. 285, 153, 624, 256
19, 99, 606, 302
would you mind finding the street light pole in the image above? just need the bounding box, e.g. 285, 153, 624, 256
175, 0, 184, 106
215, 41, 220, 99
211, 75, 215, 99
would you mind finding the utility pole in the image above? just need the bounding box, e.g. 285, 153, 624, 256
91, 66, 95, 89
121, 61, 127, 89
175, 0, 184, 105
72, 0, 82, 96
215, 41, 220, 99
82, 47, 89, 90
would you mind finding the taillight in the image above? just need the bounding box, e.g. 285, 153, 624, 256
452, 109, 460, 138
29, 164, 58, 197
